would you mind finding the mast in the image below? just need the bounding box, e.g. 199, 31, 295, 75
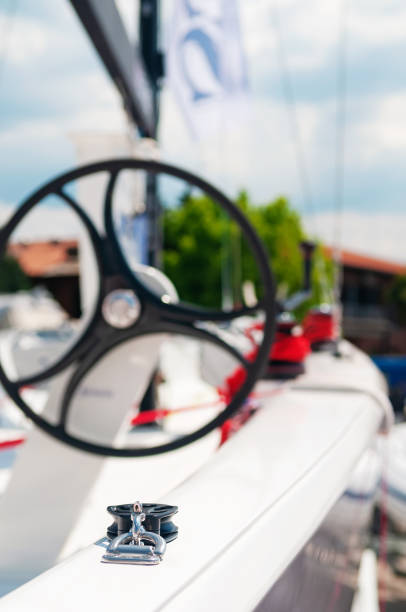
68, 0, 163, 414
139, 0, 163, 267
69, 0, 155, 135
69, 0, 163, 266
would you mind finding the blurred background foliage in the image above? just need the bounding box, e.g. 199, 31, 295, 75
163, 192, 334, 317
0, 255, 31, 293
386, 275, 406, 325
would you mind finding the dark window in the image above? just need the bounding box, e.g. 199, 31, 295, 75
66, 246, 78, 258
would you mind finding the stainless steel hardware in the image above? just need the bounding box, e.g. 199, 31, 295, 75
102, 502, 167, 565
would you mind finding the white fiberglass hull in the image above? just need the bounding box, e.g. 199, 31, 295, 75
377, 422, 406, 533
0, 342, 391, 611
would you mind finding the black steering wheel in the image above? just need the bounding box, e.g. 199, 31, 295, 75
0, 159, 276, 456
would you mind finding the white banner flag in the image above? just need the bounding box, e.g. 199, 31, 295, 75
167, 0, 249, 139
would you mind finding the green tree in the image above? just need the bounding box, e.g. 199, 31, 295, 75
386, 275, 406, 325
162, 191, 334, 316
239, 193, 304, 299
163, 193, 225, 307
0, 254, 31, 293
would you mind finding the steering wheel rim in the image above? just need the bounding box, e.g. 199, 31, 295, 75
0, 159, 276, 456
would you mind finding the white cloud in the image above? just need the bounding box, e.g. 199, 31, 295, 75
160, 88, 323, 206
351, 2, 406, 48
239, 0, 347, 78
355, 93, 406, 158
0, 202, 83, 242
0, 98, 125, 165
0, 12, 47, 66
237, 0, 406, 91
304, 211, 406, 264
0, 201, 12, 220
0, 5, 97, 70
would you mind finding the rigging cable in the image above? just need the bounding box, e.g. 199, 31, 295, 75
333, 0, 350, 304
270, 0, 317, 232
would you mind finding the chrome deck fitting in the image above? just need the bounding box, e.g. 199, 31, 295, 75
102, 502, 167, 565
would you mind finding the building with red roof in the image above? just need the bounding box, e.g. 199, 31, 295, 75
7, 240, 80, 318
324, 247, 405, 353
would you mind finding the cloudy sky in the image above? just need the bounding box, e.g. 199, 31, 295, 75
0, 0, 405, 262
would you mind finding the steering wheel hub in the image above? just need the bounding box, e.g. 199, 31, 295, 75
102, 289, 141, 329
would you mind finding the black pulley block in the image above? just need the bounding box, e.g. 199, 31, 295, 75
106, 503, 178, 543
